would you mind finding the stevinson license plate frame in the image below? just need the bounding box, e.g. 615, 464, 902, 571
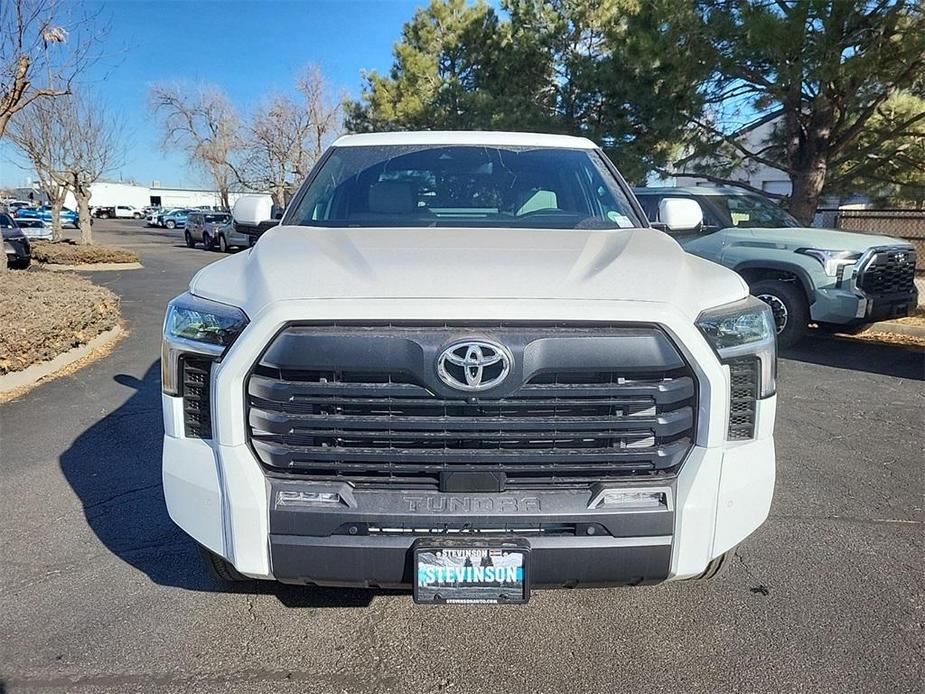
412, 537, 530, 605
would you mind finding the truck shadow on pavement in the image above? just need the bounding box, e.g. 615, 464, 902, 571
58, 361, 376, 608
783, 334, 924, 379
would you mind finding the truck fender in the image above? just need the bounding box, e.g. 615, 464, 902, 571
732, 260, 816, 305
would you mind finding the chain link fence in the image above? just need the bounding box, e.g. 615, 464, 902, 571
816, 208, 925, 264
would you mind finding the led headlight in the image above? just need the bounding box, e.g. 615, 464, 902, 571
161, 292, 248, 395
796, 248, 861, 277
696, 296, 777, 397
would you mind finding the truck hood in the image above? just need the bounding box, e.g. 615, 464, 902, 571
189, 225, 748, 319
722, 226, 911, 253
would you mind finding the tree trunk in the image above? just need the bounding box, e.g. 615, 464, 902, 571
50, 199, 64, 242
272, 187, 285, 208
788, 156, 828, 226
76, 192, 93, 244
219, 185, 230, 210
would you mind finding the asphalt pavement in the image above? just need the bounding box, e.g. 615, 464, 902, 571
1, 219, 923, 693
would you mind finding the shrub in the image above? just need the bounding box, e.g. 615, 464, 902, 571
31, 240, 139, 265
0, 271, 121, 374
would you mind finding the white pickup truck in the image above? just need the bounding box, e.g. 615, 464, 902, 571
161, 132, 777, 603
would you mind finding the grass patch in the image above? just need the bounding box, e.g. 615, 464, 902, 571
0, 271, 121, 374
31, 240, 139, 265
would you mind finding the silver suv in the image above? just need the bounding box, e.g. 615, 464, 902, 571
184, 212, 232, 250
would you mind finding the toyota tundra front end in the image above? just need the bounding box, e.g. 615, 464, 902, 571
161, 132, 776, 603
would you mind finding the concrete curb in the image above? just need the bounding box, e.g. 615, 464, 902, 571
42, 262, 143, 272
0, 325, 124, 400
863, 321, 925, 339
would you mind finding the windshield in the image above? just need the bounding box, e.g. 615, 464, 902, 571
711, 194, 801, 229
287, 145, 643, 229
204, 214, 229, 223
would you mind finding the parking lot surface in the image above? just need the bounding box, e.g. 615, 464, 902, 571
1, 219, 923, 693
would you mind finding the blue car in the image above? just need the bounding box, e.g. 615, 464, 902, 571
159, 208, 192, 229
15, 206, 80, 228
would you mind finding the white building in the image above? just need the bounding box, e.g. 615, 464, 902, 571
62, 181, 257, 210
667, 119, 794, 196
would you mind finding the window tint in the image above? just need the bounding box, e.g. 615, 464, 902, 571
288, 145, 643, 230
710, 194, 800, 228
635, 195, 660, 222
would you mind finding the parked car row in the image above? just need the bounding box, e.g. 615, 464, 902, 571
12, 205, 80, 228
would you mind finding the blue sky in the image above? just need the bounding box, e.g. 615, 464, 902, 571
0, 0, 426, 188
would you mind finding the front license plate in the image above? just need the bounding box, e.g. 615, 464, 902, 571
413, 538, 530, 605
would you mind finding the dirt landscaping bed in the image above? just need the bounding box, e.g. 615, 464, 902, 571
30, 240, 139, 266
0, 271, 121, 374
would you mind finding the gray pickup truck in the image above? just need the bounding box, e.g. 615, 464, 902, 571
635, 186, 918, 347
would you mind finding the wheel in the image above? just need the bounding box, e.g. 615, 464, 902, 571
750, 279, 809, 349
197, 545, 250, 583
202, 232, 213, 250
184, 230, 195, 248
218, 234, 228, 253
165, 220, 176, 229
133, 212, 142, 219
8, 258, 30, 270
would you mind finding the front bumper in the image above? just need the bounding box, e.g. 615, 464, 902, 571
162, 406, 776, 586
267, 482, 674, 587
811, 286, 918, 325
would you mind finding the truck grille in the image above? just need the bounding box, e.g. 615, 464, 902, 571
857, 248, 916, 296
246, 324, 697, 487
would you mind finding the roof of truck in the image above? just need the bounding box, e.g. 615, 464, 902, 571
332, 131, 598, 150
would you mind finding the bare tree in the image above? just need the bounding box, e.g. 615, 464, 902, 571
7, 97, 71, 239
149, 83, 241, 208
234, 64, 343, 206
298, 64, 343, 168
0, 0, 106, 139
60, 94, 122, 243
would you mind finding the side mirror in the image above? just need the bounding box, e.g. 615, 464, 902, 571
232, 195, 274, 226
658, 198, 703, 233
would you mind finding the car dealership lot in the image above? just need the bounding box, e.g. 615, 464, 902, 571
1, 219, 922, 693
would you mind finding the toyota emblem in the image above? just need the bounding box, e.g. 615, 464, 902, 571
436, 340, 512, 392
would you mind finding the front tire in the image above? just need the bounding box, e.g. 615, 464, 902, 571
218, 234, 228, 253
165, 220, 176, 229
133, 212, 142, 219
184, 230, 195, 248
198, 545, 250, 583
750, 279, 809, 349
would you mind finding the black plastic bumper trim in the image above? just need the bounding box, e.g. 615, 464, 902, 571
269, 534, 672, 588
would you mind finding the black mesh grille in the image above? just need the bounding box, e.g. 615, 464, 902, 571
727, 357, 758, 440
857, 249, 916, 296
246, 324, 697, 487
182, 356, 213, 438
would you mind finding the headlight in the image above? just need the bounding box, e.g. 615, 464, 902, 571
161, 292, 248, 395
796, 248, 861, 276
696, 296, 777, 397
